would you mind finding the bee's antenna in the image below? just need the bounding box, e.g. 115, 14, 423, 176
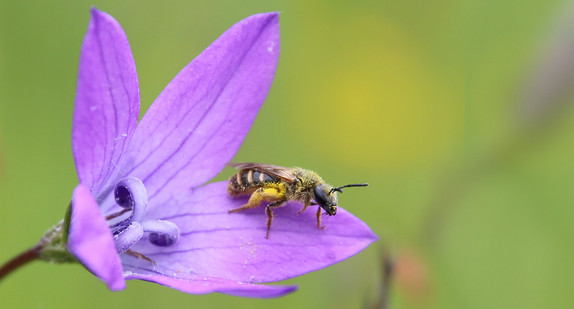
330, 183, 369, 194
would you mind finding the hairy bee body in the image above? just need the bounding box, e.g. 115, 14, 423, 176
227, 169, 284, 196
226, 162, 367, 238
227, 167, 322, 203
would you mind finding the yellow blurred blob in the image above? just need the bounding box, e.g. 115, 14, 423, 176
293, 16, 463, 170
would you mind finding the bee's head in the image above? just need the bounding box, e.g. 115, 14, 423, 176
313, 183, 369, 216
313, 184, 338, 215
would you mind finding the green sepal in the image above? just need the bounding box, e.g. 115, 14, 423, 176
63, 202, 72, 242
38, 220, 77, 264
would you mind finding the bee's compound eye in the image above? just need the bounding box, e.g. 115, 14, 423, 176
313, 184, 328, 207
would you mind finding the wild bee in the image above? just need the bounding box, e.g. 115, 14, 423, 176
227, 162, 368, 238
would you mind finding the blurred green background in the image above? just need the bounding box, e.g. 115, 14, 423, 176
1, 0, 574, 308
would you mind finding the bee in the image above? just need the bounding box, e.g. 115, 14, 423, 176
227, 162, 368, 238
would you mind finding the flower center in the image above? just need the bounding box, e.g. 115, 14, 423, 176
107, 177, 180, 253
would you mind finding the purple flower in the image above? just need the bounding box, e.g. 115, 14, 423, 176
66, 8, 377, 298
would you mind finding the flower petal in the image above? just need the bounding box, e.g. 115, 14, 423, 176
106, 12, 280, 209
67, 184, 125, 291
133, 182, 377, 283
124, 269, 296, 298
72, 7, 139, 193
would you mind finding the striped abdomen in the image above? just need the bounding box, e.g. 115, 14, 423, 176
228, 169, 280, 195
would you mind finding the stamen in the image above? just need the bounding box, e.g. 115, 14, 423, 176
105, 208, 132, 220
114, 221, 143, 254
125, 249, 155, 265
142, 220, 180, 247
114, 177, 148, 222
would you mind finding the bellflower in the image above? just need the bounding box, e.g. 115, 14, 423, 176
45, 8, 376, 297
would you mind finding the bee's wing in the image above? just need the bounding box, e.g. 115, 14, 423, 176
227, 162, 297, 182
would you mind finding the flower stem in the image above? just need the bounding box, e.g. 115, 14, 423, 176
0, 244, 42, 281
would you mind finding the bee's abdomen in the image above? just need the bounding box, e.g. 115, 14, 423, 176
228, 169, 279, 195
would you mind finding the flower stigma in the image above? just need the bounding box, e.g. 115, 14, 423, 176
106, 177, 180, 255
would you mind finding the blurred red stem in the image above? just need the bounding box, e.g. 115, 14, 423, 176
0, 244, 42, 281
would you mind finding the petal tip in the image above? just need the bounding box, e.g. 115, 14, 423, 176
108, 278, 127, 291
89, 7, 119, 28
258, 11, 279, 21
367, 229, 380, 242
89, 7, 105, 20
239, 12, 279, 36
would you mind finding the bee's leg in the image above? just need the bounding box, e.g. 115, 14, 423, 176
265, 199, 287, 239
296, 199, 316, 215
265, 207, 273, 239
296, 203, 309, 215
316, 206, 326, 230
228, 188, 265, 213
